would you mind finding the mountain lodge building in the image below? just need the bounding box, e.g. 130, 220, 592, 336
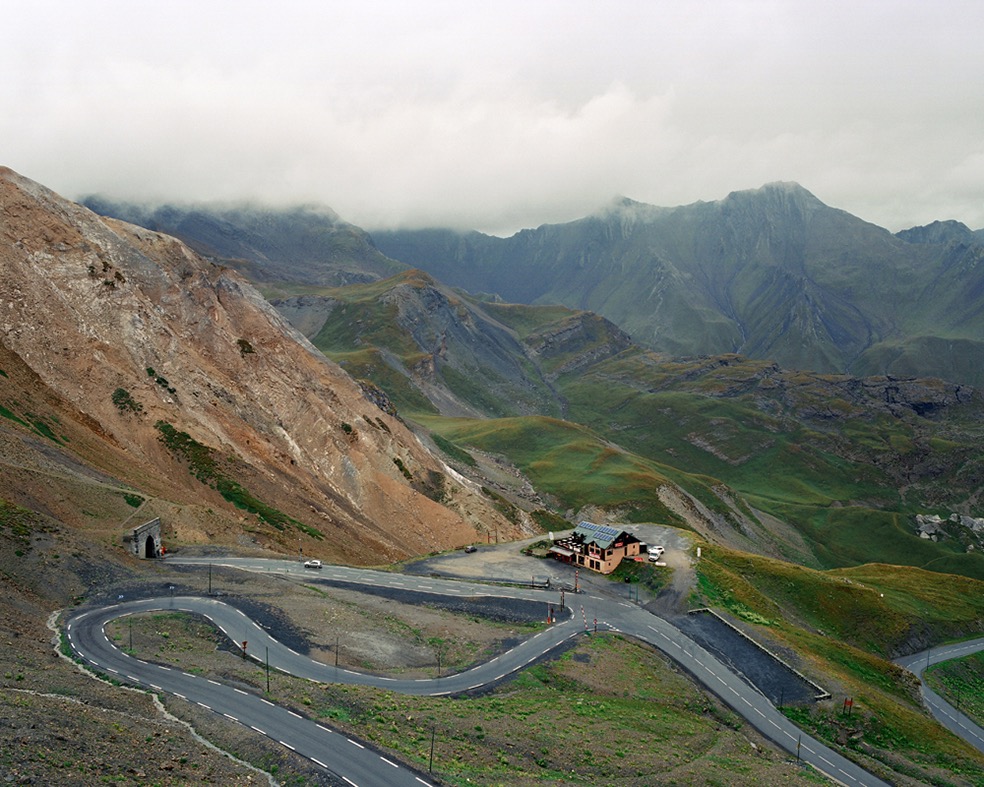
549, 522, 641, 574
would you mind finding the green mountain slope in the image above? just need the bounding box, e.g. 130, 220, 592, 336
266, 268, 984, 579
557, 350, 984, 576
269, 270, 633, 420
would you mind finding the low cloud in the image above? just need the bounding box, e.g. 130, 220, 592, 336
3, 1, 983, 234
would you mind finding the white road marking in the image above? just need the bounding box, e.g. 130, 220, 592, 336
380, 756, 399, 768
347, 739, 365, 749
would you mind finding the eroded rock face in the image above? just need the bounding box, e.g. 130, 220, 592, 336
0, 167, 517, 561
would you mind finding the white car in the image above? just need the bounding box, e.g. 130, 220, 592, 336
647, 546, 665, 562
303, 559, 323, 569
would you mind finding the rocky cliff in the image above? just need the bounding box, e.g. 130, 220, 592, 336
0, 167, 517, 562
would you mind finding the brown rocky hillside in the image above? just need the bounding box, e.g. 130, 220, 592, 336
0, 166, 521, 563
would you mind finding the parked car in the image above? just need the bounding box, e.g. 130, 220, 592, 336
647, 545, 665, 562
303, 559, 323, 569
463, 545, 477, 553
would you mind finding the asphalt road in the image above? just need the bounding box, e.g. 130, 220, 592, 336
66, 556, 898, 786
895, 637, 984, 753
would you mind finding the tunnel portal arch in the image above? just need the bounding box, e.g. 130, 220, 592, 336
128, 518, 162, 559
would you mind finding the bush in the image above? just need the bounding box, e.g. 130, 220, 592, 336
111, 388, 143, 415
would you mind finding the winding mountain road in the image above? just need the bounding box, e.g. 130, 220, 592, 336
64, 557, 907, 786
895, 637, 984, 754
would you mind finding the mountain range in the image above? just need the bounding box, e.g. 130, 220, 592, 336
371, 183, 984, 387
87, 184, 984, 388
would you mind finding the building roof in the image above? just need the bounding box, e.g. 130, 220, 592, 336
573, 521, 626, 550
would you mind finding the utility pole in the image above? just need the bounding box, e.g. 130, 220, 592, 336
429, 725, 436, 773
208, 563, 212, 595
129, 618, 133, 652
265, 646, 270, 693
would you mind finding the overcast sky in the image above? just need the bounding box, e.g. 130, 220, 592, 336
4, 1, 983, 234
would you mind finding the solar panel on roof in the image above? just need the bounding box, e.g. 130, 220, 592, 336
580, 522, 618, 538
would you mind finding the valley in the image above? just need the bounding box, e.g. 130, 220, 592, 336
1, 166, 983, 785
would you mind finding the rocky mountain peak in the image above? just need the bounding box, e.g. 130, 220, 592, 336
896, 219, 979, 246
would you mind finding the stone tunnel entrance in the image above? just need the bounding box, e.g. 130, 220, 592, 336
127, 518, 162, 559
